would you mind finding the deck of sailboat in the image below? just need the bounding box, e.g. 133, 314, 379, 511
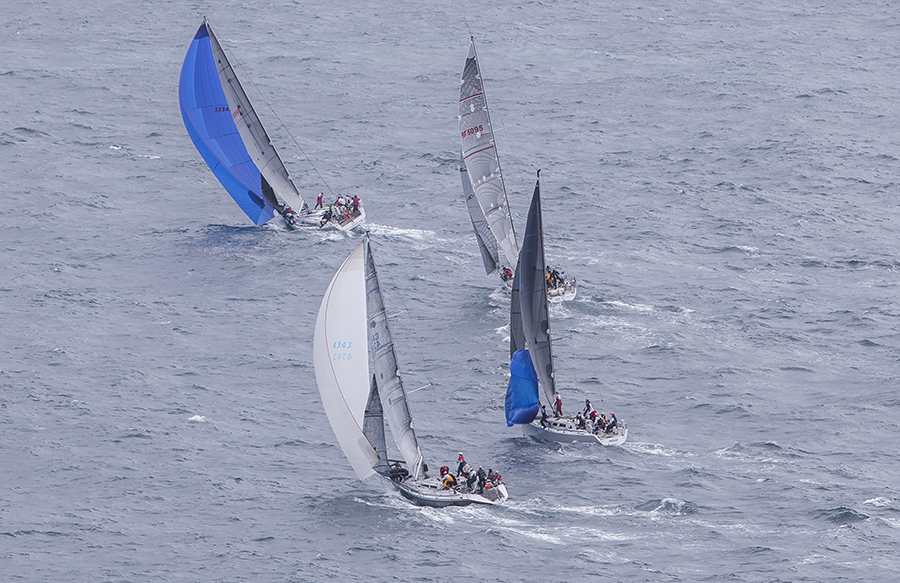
291, 206, 366, 231
523, 418, 627, 446
393, 476, 509, 507
547, 280, 577, 303
332, 206, 366, 230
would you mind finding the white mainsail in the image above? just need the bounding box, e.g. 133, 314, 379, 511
364, 242, 425, 479
313, 242, 380, 480
459, 38, 519, 276
205, 20, 308, 213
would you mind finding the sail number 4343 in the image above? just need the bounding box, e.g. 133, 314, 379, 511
332, 340, 352, 361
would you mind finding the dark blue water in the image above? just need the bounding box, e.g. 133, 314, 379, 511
2, 0, 899, 580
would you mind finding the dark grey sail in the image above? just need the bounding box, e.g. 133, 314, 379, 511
362, 376, 391, 476
260, 175, 285, 214
510, 258, 525, 358
519, 173, 556, 404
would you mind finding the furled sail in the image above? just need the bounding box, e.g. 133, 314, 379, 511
461, 151, 499, 274
364, 240, 425, 479
179, 21, 277, 225
313, 242, 381, 480
459, 38, 519, 275
205, 20, 308, 214
509, 257, 525, 358
519, 174, 556, 404
362, 376, 391, 476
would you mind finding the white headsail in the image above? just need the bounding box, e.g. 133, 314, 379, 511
459, 38, 519, 276
205, 19, 308, 213
314, 242, 380, 480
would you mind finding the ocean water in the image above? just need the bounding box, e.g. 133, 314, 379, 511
2, 0, 900, 581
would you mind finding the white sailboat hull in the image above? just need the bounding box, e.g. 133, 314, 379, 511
287, 205, 366, 231
393, 476, 509, 507
523, 418, 627, 446
504, 277, 577, 302
547, 280, 577, 303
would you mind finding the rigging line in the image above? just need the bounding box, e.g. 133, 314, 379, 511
392, 282, 448, 442
229, 46, 338, 199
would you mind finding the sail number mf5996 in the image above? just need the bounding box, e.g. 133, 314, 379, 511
461, 125, 484, 138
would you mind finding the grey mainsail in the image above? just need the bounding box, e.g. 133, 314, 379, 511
364, 240, 425, 479
459, 38, 519, 276
205, 19, 308, 213
519, 174, 556, 404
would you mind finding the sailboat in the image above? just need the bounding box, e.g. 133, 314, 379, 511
458, 37, 576, 301
506, 172, 627, 445
314, 237, 510, 507
179, 19, 365, 231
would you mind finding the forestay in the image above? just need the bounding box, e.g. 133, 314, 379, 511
519, 176, 557, 404
205, 20, 308, 214
459, 38, 519, 276
313, 242, 380, 480
364, 242, 425, 479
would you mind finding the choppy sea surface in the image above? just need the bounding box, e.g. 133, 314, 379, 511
2, 0, 900, 581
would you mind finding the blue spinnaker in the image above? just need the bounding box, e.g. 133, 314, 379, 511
506, 349, 540, 426
179, 22, 276, 225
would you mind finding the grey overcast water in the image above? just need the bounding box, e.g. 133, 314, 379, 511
2, 0, 900, 581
